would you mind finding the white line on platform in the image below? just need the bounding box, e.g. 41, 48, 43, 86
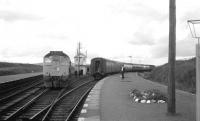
81, 109, 87, 113
83, 104, 89, 107
78, 117, 85, 121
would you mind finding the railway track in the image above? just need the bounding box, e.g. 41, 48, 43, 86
0, 82, 45, 121
0, 76, 96, 121
70, 75, 93, 88
0, 75, 43, 100
42, 81, 96, 121
0, 80, 43, 105
17, 89, 64, 120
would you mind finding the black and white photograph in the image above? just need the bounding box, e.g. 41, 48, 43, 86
0, 0, 199, 121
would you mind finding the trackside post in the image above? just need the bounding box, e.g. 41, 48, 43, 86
168, 0, 176, 114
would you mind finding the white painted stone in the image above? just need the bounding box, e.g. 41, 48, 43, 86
146, 100, 151, 103
135, 98, 139, 102
158, 100, 165, 103
141, 100, 146, 103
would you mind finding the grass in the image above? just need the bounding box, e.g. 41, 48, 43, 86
140, 58, 196, 94
0, 62, 42, 76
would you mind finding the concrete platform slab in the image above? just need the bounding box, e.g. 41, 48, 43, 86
0, 72, 42, 84
79, 73, 195, 121
78, 77, 107, 121
100, 73, 195, 121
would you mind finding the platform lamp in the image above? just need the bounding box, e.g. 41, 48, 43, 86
188, 19, 200, 121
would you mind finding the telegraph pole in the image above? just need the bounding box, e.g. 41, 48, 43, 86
168, 0, 176, 114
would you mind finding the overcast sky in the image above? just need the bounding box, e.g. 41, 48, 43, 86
0, 0, 200, 65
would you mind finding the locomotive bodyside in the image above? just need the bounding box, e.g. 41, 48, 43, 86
43, 51, 71, 88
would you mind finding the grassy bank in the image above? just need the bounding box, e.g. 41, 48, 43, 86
140, 58, 196, 93
0, 62, 42, 76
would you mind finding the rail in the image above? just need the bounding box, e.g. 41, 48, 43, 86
42, 81, 96, 121
1, 89, 48, 121
0, 81, 43, 104
65, 87, 92, 121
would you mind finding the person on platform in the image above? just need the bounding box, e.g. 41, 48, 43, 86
121, 66, 125, 79
75, 71, 77, 77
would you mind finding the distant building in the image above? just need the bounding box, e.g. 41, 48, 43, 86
74, 42, 89, 75
74, 53, 87, 66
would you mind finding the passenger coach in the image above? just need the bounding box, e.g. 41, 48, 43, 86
90, 57, 154, 80
90, 58, 123, 79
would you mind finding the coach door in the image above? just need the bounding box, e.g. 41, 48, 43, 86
94, 60, 100, 73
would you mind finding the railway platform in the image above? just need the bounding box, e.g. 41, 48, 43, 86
79, 72, 195, 121
0, 72, 42, 84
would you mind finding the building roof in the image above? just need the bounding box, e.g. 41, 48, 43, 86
44, 51, 70, 58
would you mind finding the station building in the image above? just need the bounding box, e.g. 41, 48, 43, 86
74, 53, 89, 75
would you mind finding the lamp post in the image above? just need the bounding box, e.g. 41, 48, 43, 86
188, 19, 200, 121
188, 20, 200, 43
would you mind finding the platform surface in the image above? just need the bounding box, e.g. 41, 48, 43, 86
0, 72, 42, 84
80, 72, 195, 121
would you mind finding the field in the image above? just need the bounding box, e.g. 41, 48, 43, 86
0, 62, 42, 76
140, 58, 196, 93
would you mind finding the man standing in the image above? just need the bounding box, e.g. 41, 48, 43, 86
121, 66, 125, 79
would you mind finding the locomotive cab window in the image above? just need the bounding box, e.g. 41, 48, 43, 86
44, 58, 52, 63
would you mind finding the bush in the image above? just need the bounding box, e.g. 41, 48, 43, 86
141, 58, 196, 93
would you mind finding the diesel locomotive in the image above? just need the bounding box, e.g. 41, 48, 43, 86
43, 51, 72, 88
90, 57, 154, 80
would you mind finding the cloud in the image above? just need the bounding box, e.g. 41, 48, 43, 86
0, 47, 50, 58
176, 36, 196, 57
110, 1, 168, 22
0, 10, 42, 22
180, 9, 200, 22
0, 0, 198, 65
127, 7, 167, 22
39, 33, 68, 40
151, 35, 196, 59
151, 36, 168, 58
129, 32, 155, 45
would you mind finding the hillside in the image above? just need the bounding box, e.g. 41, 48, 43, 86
141, 58, 196, 93
0, 62, 42, 76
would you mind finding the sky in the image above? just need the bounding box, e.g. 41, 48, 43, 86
0, 0, 200, 65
